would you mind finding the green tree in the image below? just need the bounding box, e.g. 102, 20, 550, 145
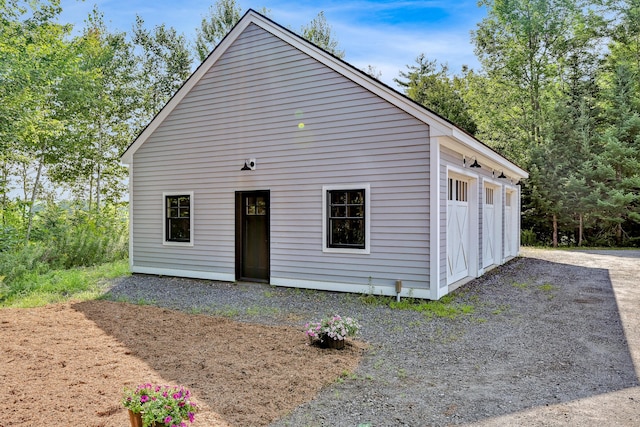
586, 61, 640, 245
300, 11, 345, 59
473, 0, 606, 246
0, 0, 77, 241
194, 0, 241, 61
49, 9, 137, 210
132, 15, 193, 127
395, 55, 478, 135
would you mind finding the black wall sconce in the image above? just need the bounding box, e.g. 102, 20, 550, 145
241, 158, 256, 171
469, 157, 481, 168
498, 170, 507, 179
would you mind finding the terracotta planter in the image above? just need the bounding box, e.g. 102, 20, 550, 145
128, 410, 165, 427
128, 410, 143, 427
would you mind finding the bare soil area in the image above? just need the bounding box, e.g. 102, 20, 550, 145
0, 301, 364, 427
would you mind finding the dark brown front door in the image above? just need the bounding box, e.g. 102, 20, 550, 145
236, 191, 270, 282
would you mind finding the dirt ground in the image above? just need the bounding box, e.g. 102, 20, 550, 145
0, 301, 364, 427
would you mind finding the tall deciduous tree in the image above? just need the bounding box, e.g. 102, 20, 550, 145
50, 8, 137, 210
132, 15, 193, 127
194, 0, 241, 62
0, 0, 77, 241
301, 11, 345, 59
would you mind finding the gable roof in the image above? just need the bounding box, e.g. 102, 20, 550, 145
120, 9, 527, 180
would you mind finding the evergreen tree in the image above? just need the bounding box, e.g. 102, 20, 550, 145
395, 54, 477, 135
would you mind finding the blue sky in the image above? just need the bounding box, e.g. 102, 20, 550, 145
59, 0, 487, 88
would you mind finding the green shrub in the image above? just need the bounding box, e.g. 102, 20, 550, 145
521, 228, 538, 246
0, 202, 129, 304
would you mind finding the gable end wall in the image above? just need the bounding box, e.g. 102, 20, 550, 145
131, 24, 432, 293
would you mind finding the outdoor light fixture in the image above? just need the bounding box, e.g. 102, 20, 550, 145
469, 157, 481, 168
498, 171, 507, 179
241, 158, 256, 171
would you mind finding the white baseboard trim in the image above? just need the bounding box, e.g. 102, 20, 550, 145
131, 265, 235, 282
270, 277, 432, 299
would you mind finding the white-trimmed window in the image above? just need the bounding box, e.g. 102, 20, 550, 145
485, 187, 494, 205
322, 184, 370, 254
448, 178, 468, 202
163, 192, 194, 246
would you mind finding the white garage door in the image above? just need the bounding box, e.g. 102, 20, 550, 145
504, 190, 517, 258
447, 177, 470, 284
483, 186, 496, 267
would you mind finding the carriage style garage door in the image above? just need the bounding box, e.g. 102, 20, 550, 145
504, 190, 518, 258
483, 186, 498, 267
447, 176, 470, 284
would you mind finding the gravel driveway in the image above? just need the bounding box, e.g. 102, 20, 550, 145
107, 248, 640, 426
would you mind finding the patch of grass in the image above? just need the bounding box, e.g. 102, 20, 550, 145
512, 281, 529, 290
212, 306, 240, 318
262, 289, 276, 298
491, 304, 511, 315
389, 295, 475, 319
188, 307, 204, 315
336, 370, 358, 384
0, 259, 129, 308
539, 283, 557, 293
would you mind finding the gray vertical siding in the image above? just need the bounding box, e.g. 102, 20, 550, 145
131, 24, 431, 291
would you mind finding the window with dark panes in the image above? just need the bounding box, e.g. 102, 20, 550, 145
166, 195, 191, 242
327, 189, 365, 249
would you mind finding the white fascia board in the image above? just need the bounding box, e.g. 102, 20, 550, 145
440, 134, 529, 180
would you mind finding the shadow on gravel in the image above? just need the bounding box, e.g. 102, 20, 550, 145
413, 255, 640, 426
271, 255, 640, 426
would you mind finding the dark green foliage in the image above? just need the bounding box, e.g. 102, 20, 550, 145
396, 55, 478, 135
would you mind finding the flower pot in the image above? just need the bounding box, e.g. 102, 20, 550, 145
320, 335, 345, 349
128, 410, 143, 427
128, 410, 163, 427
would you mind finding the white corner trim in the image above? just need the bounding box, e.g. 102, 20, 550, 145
128, 161, 134, 269
321, 183, 371, 255
131, 265, 235, 282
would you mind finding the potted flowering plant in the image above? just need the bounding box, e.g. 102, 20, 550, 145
304, 314, 360, 349
122, 383, 197, 427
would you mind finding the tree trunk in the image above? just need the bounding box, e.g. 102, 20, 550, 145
552, 214, 558, 248
25, 158, 44, 243
617, 222, 623, 246
578, 214, 583, 247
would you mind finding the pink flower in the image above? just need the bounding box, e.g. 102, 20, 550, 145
164, 416, 172, 424
140, 395, 149, 403
188, 412, 195, 422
